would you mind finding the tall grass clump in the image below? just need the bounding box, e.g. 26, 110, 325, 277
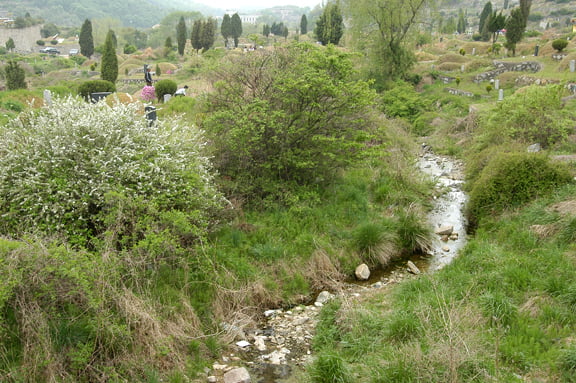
352, 220, 397, 266
0, 96, 225, 247
467, 152, 573, 225
309, 352, 353, 383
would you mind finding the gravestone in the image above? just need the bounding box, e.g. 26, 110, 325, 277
43, 89, 52, 106
570, 60, 575, 73
472, 47, 476, 55
494, 79, 500, 90
163, 94, 171, 103
498, 89, 504, 101
534, 45, 539, 56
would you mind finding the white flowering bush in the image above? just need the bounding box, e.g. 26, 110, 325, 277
0, 96, 224, 246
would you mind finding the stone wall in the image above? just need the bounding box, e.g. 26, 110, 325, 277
0, 25, 41, 52
474, 60, 542, 83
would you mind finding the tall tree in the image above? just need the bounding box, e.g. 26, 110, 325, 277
300, 14, 308, 35
191, 19, 202, 53
479, 2, 493, 34
101, 30, 118, 83
5, 61, 26, 90
231, 13, 243, 48
79, 19, 94, 59
505, 7, 525, 56
221, 14, 232, 48
263, 24, 270, 38
343, 0, 427, 88
520, 0, 532, 26
201, 18, 217, 52
315, 2, 344, 45
457, 9, 467, 34
176, 16, 187, 56
488, 10, 506, 45
5, 37, 15, 52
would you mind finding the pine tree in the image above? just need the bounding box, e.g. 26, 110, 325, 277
101, 30, 118, 83
315, 2, 344, 45
79, 19, 94, 59
231, 13, 243, 48
176, 16, 187, 56
300, 14, 308, 35
478, 2, 493, 34
221, 14, 232, 48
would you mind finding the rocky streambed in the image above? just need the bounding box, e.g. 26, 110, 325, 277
206, 151, 468, 383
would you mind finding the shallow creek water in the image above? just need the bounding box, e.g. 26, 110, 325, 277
214, 153, 469, 383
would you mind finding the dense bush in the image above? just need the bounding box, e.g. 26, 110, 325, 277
204, 42, 378, 204
479, 85, 574, 148
467, 152, 573, 224
155, 79, 177, 102
552, 39, 569, 52
0, 96, 224, 246
380, 80, 428, 122
77, 79, 116, 101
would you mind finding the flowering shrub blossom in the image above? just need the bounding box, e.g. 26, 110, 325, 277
140, 85, 155, 102
0, 96, 224, 244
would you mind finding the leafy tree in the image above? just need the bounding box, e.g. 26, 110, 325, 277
164, 36, 173, 52
487, 11, 506, 45
263, 24, 270, 38
231, 13, 243, 48
100, 30, 118, 83
479, 2, 493, 34
300, 14, 308, 34
315, 2, 344, 45
221, 14, 232, 48
5, 37, 15, 52
343, 0, 427, 87
282, 25, 289, 39
41, 23, 59, 38
505, 7, 525, 56
5, 61, 26, 90
176, 16, 187, 56
79, 19, 94, 58
204, 42, 378, 202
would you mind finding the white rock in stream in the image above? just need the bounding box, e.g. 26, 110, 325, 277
435, 225, 454, 236
253, 336, 267, 351
315, 291, 335, 305
223, 367, 251, 383
355, 263, 370, 280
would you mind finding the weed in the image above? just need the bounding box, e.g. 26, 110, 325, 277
309, 351, 353, 383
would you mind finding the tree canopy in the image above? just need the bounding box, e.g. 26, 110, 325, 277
231, 13, 243, 48
79, 19, 94, 58
176, 16, 187, 56
314, 2, 344, 45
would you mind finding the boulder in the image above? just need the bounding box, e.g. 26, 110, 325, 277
315, 291, 335, 305
224, 367, 251, 383
435, 225, 454, 236
407, 260, 421, 275
355, 263, 370, 280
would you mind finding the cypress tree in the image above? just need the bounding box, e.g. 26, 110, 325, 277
478, 2, 493, 34
101, 30, 118, 83
201, 18, 217, 52
5, 61, 26, 90
79, 19, 94, 59
505, 7, 525, 56
176, 16, 187, 56
191, 20, 202, 53
221, 14, 232, 48
300, 14, 308, 35
315, 2, 344, 45
230, 13, 242, 48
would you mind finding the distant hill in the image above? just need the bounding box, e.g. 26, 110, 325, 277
0, 0, 221, 28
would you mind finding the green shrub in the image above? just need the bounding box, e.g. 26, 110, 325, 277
380, 80, 428, 122
155, 79, 177, 102
559, 346, 576, 382
36, 39, 45, 46
552, 39, 569, 52
467, 152, 573, 224
0, 96, 224, 246
77, 79, 116, 101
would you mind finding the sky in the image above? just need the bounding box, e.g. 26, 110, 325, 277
194, 0, 322, 10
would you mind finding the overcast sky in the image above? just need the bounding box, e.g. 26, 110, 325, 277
196, 0, 322, 10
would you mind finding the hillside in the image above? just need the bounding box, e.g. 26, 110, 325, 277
0, 0, 220, 28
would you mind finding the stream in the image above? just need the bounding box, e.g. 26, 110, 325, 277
209, 151, 469, 383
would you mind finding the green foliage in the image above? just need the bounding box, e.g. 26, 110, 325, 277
79, 19, 94, 59
552, 38, 569, 52
0, 96, 223, 245
176, 16, 187, 56
385, 310, 422, 342
467, 152, 573, 224
230, 13, 243, 48
204, 42, 378, 204
313, 300, 343, 351
300, 14, 308, 34
560, 346, 576, 382
77, 79, 116, 100
352, 220, 397, 266
479, 85, 574, 148
36, 39, 45, 46
5, 37, 15, 51
315, 2, 344, 45
479, 1, 493, 34
380, 81, 427, 122
4, 61, 26, 90
505, 7, 526, 56
479, 292, 517, 327
221, 14, 232, 47
309, 352, 353, 383
100, 30, 118, 83
155, 79, 177, 102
